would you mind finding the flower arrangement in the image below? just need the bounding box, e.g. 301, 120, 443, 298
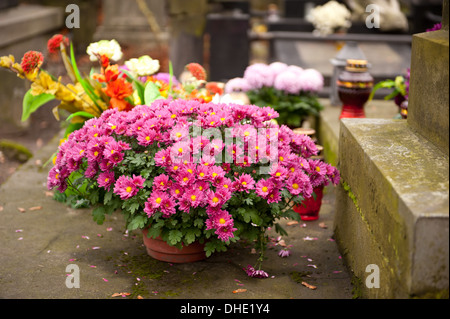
306, 1, 352, 36
225, 62, 324, 128
0, 36, 220, 138
369, 68, 410, 119
47, 98, 340, 276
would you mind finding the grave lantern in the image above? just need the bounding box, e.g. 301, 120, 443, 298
329, 41, 366, 106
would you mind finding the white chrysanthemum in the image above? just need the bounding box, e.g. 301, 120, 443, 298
306, 1, 351, 36
86, 39, 123, 62
125, 55, 160, 77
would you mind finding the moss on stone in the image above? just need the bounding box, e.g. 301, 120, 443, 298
290, 271, 313, 283
0, 139, 33, 162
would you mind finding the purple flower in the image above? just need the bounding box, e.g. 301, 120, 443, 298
426, 22, 442, 32
243, 265, 269, 278
278, 249, 291, 258
153, 72, 179, 85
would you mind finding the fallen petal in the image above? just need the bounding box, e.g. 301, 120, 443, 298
17, 207, 26, 213
233, 289, 247, 294
29, 206, 42, 211
301, 282, 317, 290
287, 221, 299, 226
318, 222, 328, 229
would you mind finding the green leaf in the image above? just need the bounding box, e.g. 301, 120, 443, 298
184, 228, 198, 245
70, 43, 102, 114
274, 223, 288, 236
65, 111, 95, 122
128, 215, 147, 230
92, 206, 106, 225
64, 122, 84, 138
22, 90, 55, 122
144, 82, 163, 105
168, 230, 183, 246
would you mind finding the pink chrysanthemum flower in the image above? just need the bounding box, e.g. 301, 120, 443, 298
255, 178, 274, 199
206, 209, 234, 229
233, 174, 255, 193
267, 189, 282, 204
269, 164, 289, 181
153, 174, 171, 190
243, 63, 276, 89
178, 188, 204, 213
224, 77, 252, 93
274, 70, 302, 94
286, 171, 312, 197
97, 171, 115, 191
297, 68, 324, 92
145, 190, 168, 216
114, 175, 144, 200
215, 224, 237, 242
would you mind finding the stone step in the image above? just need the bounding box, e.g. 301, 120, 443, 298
334, 118, 449, 298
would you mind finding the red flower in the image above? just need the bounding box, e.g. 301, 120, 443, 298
20, 51, 44, 74
47, 34, 69, 54
206, 82, 224, 96
104, 78, 133, 100
186, 63, 207, 81
100, 55, 110, 69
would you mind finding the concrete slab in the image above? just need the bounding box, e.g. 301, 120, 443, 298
0, 132, 353, 300
317, 98, 400, 167
334, 118, 449, 298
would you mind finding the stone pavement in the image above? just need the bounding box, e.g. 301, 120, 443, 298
0, 130, 354, 301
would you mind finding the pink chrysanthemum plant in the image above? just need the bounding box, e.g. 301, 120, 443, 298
224, 62, 325, 128
47, 98, 340, 276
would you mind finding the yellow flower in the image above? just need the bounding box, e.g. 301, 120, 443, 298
30, 71, 59, 96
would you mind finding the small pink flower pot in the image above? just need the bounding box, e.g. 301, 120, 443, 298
293, 185, 324, 221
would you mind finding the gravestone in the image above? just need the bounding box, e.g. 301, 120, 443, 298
333, 0, 449, 298
0, 3, 63, 132
206, 12, 250, 81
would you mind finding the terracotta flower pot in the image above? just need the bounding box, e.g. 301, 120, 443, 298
293, 185, 324, 221
142, 229, 207, 263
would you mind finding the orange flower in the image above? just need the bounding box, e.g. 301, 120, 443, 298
93, 64, 120, 83
186, 63, 206, 81
206, 82, 224, 96
103, 77, 133, 100
109, 97, 132, 111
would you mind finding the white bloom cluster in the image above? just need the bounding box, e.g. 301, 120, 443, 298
306, 1, 352, 36
125, 55, 160, 77
86, 39, 123, 62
